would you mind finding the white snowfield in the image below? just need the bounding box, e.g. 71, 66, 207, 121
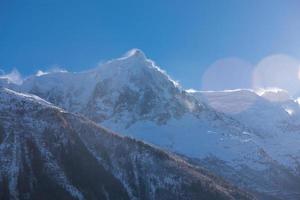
2, 49, 300, 199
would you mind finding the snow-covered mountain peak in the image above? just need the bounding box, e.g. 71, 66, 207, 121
90, 49, 182, 99
18, 49, 198, 127
103, 48, 151, 70
123, 48, 147, 60
97, 49, 169, 86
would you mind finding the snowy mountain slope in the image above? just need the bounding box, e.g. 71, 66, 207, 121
0, 88, 254, 200
8, 49, 300, 199
189, 89, 300, 166
189, 89, 300, 199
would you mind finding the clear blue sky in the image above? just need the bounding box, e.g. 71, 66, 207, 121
1, 0, 300, 89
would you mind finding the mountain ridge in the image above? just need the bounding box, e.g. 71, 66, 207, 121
0, 87, 254, 200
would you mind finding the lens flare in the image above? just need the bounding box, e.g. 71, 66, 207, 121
252, 54, 300, 97
201, 57, 253, 91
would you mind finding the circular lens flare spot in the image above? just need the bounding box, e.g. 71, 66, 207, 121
202, 57, 253, 91
252, 54, 300, 97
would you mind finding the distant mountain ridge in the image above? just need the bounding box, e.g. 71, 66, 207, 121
189, 89, 300, 137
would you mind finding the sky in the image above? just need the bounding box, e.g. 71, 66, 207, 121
1, 0, 300, 91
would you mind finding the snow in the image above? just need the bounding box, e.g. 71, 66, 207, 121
102, 113, 265, 170
0, 88, 63, 113
190, 88, 300, 170
285, 108, 294, 115
258, 88, 291, 102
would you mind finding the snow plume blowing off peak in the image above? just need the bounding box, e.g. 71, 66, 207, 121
110, 48, 147, 63
0, 69, 23, 85
123, 48, 147, 60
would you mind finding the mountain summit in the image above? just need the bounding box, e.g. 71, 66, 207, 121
123, 48, 147, 60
